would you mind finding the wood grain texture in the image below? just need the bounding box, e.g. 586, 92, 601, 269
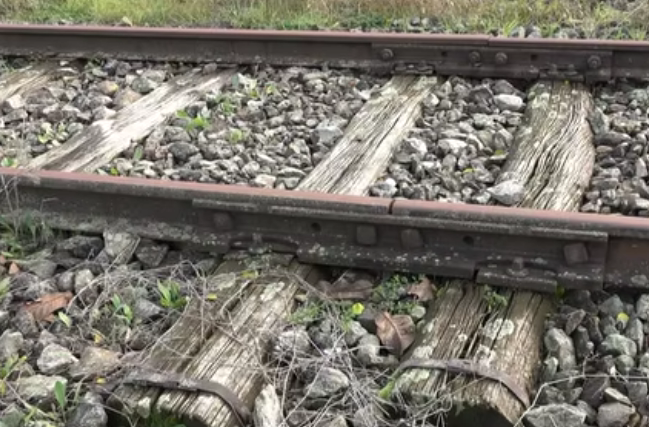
0, 63, 57, 166
113, 75, 435, 427
26, 69, 234, 172
495, 81, 595, 210
298, 75, 435, 195
107, 261, 255, 420
392, 80, 595, 427
0, 63, 54, 101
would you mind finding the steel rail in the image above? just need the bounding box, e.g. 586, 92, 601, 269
1, 23, 649, 81
1, 167, 648, 294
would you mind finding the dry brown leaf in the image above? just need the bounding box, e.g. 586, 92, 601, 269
23, 292, 73, 322
375, 311, 416, 356
407, 276, 435, 302
320, 279, 375, 301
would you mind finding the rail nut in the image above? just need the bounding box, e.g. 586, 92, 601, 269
356, 225, 377, 246
587, 55, 602, 70
564, 243, 589, 265
495, 52, 508, 65
401, 229, 424, 249
468, 51, 481, 64
506, 257, 529, 278
380, 49, 394, 61
213, 212, 234, 231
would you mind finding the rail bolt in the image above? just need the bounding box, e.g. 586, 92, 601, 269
506, 257, 529, 278
468, 51, 481, 64
587, 55, 602, 70
380, 49, 394, 61
495, 52, 508, 65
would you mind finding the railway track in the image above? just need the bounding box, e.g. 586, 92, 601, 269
0, 23, 649, 427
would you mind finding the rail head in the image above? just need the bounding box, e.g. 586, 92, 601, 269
0, 23, 649, 81
1, 167, 649, 293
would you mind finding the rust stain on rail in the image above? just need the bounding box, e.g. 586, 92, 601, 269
1, 168, 649, 292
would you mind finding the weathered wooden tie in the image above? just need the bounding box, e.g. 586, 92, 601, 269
0, 62, 58, 165
27, 68, 234, 172
389, 80, 596, 427
108, 74, 436, 427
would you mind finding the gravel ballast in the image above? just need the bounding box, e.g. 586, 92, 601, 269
0, 57, 194, 166
583, 81, 649, 217
368, 76, 527, 204
0, 222, 435, 427
99, 66, 387, 188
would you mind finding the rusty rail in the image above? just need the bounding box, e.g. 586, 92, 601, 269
1, 168, 648, 293
1, 23, 649, 81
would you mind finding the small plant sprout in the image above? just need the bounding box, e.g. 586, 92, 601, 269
158, 280, 188, 310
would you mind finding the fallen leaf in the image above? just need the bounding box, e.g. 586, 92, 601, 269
322, 279, 375, 301
375, 311, 416, 356
407, 276, 435, 301
8, 263, 20, 275
23, 292, 73, 322
0, 254, 6, 264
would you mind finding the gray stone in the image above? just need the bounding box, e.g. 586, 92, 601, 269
273, 328, 312, 360
0, 330, 24, 362
627, 381, 648, 407
523, 404, 586, 427
637, 294, 649, 320
600, 295, 625, 318
16, 374, 67, 403
113, 88, 141, 108
131, 76, 158, 94
133, 299, 163, 321
402, 137, 428, 157
564, 308, 586, 335
66, 401, 108, 427
573, 326, 593, 361
305, 367, 349, 398
581, 375, 610, 407
604, 387, 632, 406
576, 400, 597, 424
356, 334, 382, 366
56, 235, 104, 259
134, 239, 169, 268
626, 318, 645, 353
16, 258, 57, 279
168, 141, 199, 162
36, 343, 78, 375
494, 94, 524, 112
538, 386, 566, 405
344, 321, 368, 346
12, 309, 38, 337
614, 354, 635, 375
69, 347, 121, 380
102, 229, 140, 264
488, 179, 525, 205
600, 333, 637, 358
544, 327, 577, 370
57, 271, 75, 292
597, 402, 635, 427
315, 120, 343, 145
540, 357, 559, 383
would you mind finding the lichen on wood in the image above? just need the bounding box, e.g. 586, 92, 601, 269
390, 80, 595, 427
